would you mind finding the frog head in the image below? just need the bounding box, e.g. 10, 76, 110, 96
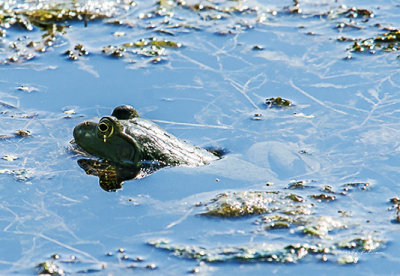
73, 115, 141, 167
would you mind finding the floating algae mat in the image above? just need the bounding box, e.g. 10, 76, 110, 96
148, 186, 384, 265
0, 0, 396, 65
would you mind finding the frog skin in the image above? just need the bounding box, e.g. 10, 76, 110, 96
73, 105, 219, 168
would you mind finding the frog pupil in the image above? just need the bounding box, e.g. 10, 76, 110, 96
99, 123, 108, 132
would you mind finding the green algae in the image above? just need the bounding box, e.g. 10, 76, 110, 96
34, 249, 158, 274
37, 261, 64, 275
200, 190, 343, 238
287, 180, 307, 189
64, 44, 89, 60
183, 184, 384, 265
257, 214, 306, 226
0, 168, 31, 181
201, 191, 279, 217
123, 38, 182, 49
266, 221, 290, 229
0, 1, 390, 66
0, 1, 127, 64
309, 194, 336, 202
338, 7, 374, 19
148, 238, 379, 264
388, 197, 400, 223
147, 239, 317, 263
200, 190, 313, 219
337, 255, 358, 265
302, 216, 345, 238
265, 97, 292, 108
103, 38, 181, 63
337, 236, 384, 252
0, 129, 31, 139
286, 193, 304, 202
23, 8, 108, 23
350, 30, 400, 55
342, 182, 370, 192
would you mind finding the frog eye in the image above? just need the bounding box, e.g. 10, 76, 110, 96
98, 122, 109, 132
97, 118, 114, 142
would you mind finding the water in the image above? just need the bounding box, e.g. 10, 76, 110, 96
1, 0, 400, 274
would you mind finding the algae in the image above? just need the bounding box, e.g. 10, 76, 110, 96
389, 197, 400, 223
37, 261, 64, 275
337, 236, 384, 252
309, 194, 336, 202
287, 180, 307, 189
148, 239, 316, 263
148, 237, 380, 264
302, 216, 345, 238
201, 191, 281, 217
265, 97, 292, 108
0, 1, 391, 66
179, 183, 383, 265
350, 30, 400, 55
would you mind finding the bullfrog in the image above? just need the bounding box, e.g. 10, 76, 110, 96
73, 105, 219, 169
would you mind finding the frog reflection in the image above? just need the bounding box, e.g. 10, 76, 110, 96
77, 158, 161, 191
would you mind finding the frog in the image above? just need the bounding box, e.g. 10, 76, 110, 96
73, 105, 219, 169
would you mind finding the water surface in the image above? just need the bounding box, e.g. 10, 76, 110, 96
1, 0, 400, 274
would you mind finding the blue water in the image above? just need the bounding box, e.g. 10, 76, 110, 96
1, 0, 400, 274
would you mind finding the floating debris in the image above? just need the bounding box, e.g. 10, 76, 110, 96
252, 45, 264, 50
148, 239, 320, 263
105, 19, 135, 27
266, 221, 290, 229
257, 214, 302, 226
322, 185, 335, 194
265, 97, 292, 108
151, 176, 381, 264
201, 191, 282, 217
17, 85, 39, 93
64, 44, 89, 60
0, 129, 31, 139
113, 31, 126, 37
63, 109, 76, 115
342, 182, 370, 192
0, 168, 31, 181
252, 113, 263, 120
36, 261, 64, 275
129, 38, 182, 49
302, 216, 345, 238
337, 236, 384, 252
388, 197, 400, 223
309, 194, 336, 202
286, 193, 304, 202
287, 180, 307, 189
293, 112, 314, 119
148, 238, 376, 264
51, 254, 60, 260
339, 7, 374, 19
351, 30, 400, 55
102, 45, 126, 58
2, 155, 18, 161
337, 254, 358, 265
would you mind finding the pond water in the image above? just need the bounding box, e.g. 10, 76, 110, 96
1, 0, 400, 274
